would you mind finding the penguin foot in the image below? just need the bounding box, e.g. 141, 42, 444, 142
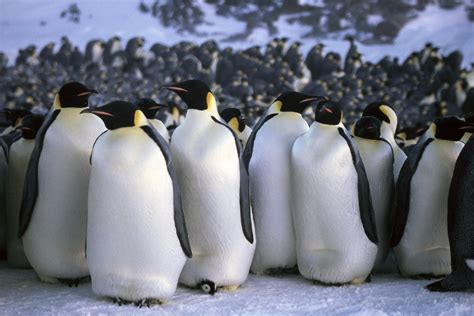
411, 273, 444, 280
58, 276, 89, 287
199, 279, 216, 295
265, 266, 299, 275
112, 297, 126, 306
425, 280, 449, 292
312, 279, 344, 287
366, 274, 372, 283
220, 285, 240, 292
134, 299, 158, 308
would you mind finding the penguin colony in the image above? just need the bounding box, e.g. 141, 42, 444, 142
0, 41, 472, 306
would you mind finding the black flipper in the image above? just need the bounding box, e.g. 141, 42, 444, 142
18, 109, 60, 238
89, 130, 108, 164
2, 131, 22, 152
338, 127, 378, 244
141, 125, 192, 257
243, 113, 278, 172
0, 137, 8, 159
390, 137, 434, 247
211, 116, 253, 244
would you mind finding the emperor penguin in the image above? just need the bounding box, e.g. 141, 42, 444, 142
426, 125, 474, 292
0, 109, 31, 136
391, 116, 466, 278
165, 80, 255, 294
82, 101, 191, 306
133, 98, 170, 142
6, 114, 44, 268
353, 116, 394, 271
243, 91, 326, 274
219, 108, 252, 147
18, 82, 106, 285
291, 100, 378, 285
362, 102, 407, 180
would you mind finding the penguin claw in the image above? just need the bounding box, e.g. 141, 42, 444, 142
425, 280, 446, 292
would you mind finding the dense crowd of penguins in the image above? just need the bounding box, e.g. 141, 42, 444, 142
0, 36, 473, 307
1, 36, 473, 130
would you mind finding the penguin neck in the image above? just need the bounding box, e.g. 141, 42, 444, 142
380, 122, 397, 147
461, 132, 472, 143
310, 120, 344, 134
184, 109, 218, 125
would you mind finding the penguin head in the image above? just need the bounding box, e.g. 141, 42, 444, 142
133, 98, 166, 119
432, 116, 467, 141
81, 101, 147, 130
1, 108, 32, 127
465, 112, 474, 124
314, 100, 342, 125
165, 79, 216, 112
271, 92, 326, 114
354, 116, 382, 140
20, 114, 45, 139
362, 102, 397, 133
54, 82, 98, 109
220, 108, 245, 133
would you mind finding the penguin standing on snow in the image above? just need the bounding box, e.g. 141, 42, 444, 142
6, 114, 44, 268
391, 117, 466, 278
18, 82, 106, 285
219, 108, 252, 147
353, 116, 394, 271
244, 92, 326, 274
133, 98, 170, 142
362, 102, 407, 180
82, 101, 191, 306
426, 125, 474, 292
165, 80, 255, 294
291, 100, 378, 285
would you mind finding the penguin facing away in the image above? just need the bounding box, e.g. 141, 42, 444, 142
362, 102, 407, 181
391, 117, 466, 278
6, 114, 44, 268
82, 101, 191, 305
133, 98, 170, 143
244, 91, 326, 275
165, 79, 255, 294
219, 107, 252, 147
291, 100, 378, 285
353, 116, 394, 271
426, 125, 474, 292
18, 82, 106, 285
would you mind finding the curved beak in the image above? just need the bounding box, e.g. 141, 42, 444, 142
77, 89, 99, 97
299, 96, 327, 104
164, 85, 188, 93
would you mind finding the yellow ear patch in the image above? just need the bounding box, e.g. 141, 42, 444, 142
53, 94, 61, 109
228, 117, 240, 135
269, 100, 282, 113
207, 92, 217, 112
134, 110, 148, 127
379, 105, 392, 120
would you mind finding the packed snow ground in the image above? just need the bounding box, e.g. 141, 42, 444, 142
0, 1, 473, 66
1, 265, 473, 315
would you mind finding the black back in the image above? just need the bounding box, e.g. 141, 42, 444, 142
211, 116, 253, 244
243, 113, 278, 172
338, 127, 378, 244
447, 135, 474, 271
141, 125, 193, 257
18, 109, 60, 237
390, 137, 434, 247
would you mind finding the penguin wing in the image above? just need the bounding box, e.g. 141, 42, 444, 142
141, 125, 192, 258
0, 136, 8, 159
211, 116, 254, 244
243, 113, 278, 172
18, 109, 61, 238
338, 127, 378, 244
2, 131, 22, 150
390, 137, 434, 247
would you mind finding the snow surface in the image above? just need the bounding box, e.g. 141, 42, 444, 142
1, 264, 473, 315
0, 1, 473, 66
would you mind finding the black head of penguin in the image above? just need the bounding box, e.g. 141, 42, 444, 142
56, 82, 98, 108
465, 112, 474, 124
165, 79, 214, 111
133, 98, 166, 119
314, 100, 342, 125
220, 107, 245, 132
362, 101, 395, 124
81, 101, 142, 130
20, 114, 45, 139
2, 108, 32, 127
273, 91, 326, 114
354, 116, 382, 140
433, 116, 467, 141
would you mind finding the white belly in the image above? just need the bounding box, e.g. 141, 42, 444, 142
87, 128, 185, 301
6, 139, 34, 268
395, 140, 464, 277
22, 109, 105, 281
291, 124, 377, 284
149, 119, 170, 143
171, 110, 255, 287
355, 138, 394, 269
466, 259, 474, 271
250, 113, 308, 274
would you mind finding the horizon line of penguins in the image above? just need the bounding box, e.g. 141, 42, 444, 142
0, 79, 473, 307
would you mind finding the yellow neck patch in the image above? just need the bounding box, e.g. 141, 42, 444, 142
207, 92, 217, 112
53, 94, 61, 109
228, 117, 240, 135
134, 110, 148, 127
269, 101, 282, 113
